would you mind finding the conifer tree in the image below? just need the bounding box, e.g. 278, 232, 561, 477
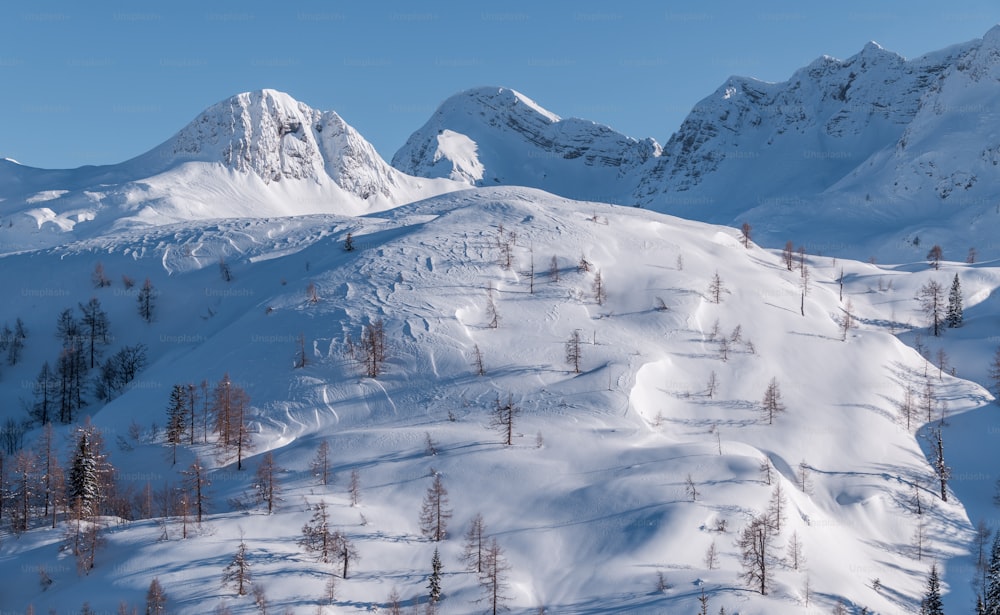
428, 547, 443, 605
137, 278, 155, 323
922, 563, 944, 615
946, 273, 964, 328
984, 533, 1000, 613
165, 384, 188, 465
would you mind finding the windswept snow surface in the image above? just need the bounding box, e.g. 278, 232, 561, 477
0, 186, 993, 614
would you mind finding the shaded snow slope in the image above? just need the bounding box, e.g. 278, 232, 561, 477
0, 187, 991, 614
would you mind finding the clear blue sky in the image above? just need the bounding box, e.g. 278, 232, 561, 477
1, 0, 998, 169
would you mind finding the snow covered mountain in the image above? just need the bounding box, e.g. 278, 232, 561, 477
395, 27, 1000, 263
0, 186, 993, 614
391, 87, 659, 203
0, 90, 460, 251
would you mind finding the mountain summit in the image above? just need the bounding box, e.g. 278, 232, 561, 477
391, 86, 659, 203
0, 90, 460, 250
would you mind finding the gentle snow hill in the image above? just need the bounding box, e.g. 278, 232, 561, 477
0, 90, 463, 253
0, 186, 990, 614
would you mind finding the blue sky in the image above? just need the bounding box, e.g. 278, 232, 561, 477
1, 0, 999, 169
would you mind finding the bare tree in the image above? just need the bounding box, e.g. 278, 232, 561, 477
419, 474, 453, 542
761, 378, 785, 425
684, 474, 699, 502
348, 469, 361, 506
92, 262, 111, 288
706, 371, 718, 398
332, 530, 359, 579
740, 222, 752, 248
478, 538, 511, 615
797, 460, 812, 494
491, 394, 520, 446
705, 540, 718, 570
708, 271, 726, 304
311, 440, 331, 486
766, 482, 785, 533
738, 515, 773, 595
782, 241, 795, 271
528, 244, 535, 294
592, 270, 606, 305
917, 280, 945, 336
578, 254, 591, 273
932, 426, 950, 502
472, 344, 485, 376
927, 245, 943, 270
899, 385, 916, 431
565, 330, 582, 374
486, 289, 499, 330
548, 255, 560, 282
356, 318, 388, 378
223, 539, 251, 596
800, 264, 810, 316
254, 452, 281, 514
786, 530, 805, 571
299, 501, 335, 563
183, 457, 210, 524
759, 457, 772, 486
145, 578, 168, 615
840, 298, 855, 341
463, 513, 487, 573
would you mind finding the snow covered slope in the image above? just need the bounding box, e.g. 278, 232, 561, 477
0, 90, 461, 251
0, 186, 991, 614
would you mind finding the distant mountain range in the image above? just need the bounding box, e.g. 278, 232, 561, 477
6, 25, 1000, 260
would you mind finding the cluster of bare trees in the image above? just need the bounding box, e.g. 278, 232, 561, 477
346, 317, 387, 378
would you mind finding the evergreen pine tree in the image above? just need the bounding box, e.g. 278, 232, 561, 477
946, 273, 964, 328
922, 563, 944, 615
985, 533, 1000, 614
165, 384, 187, 465
428, 547, 443, 604
68, 425, 102, 515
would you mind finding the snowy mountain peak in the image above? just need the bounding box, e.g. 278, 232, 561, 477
391, 85, 658, 201
142, 89, 394, 193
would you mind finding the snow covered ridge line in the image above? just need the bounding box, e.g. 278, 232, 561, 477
391, 25, 1000, 262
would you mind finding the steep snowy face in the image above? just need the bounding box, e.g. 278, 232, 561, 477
392, 86, 659, 202
635, 41, 959, 208
842, 25, 1000, 203
143, 89, 402, 199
